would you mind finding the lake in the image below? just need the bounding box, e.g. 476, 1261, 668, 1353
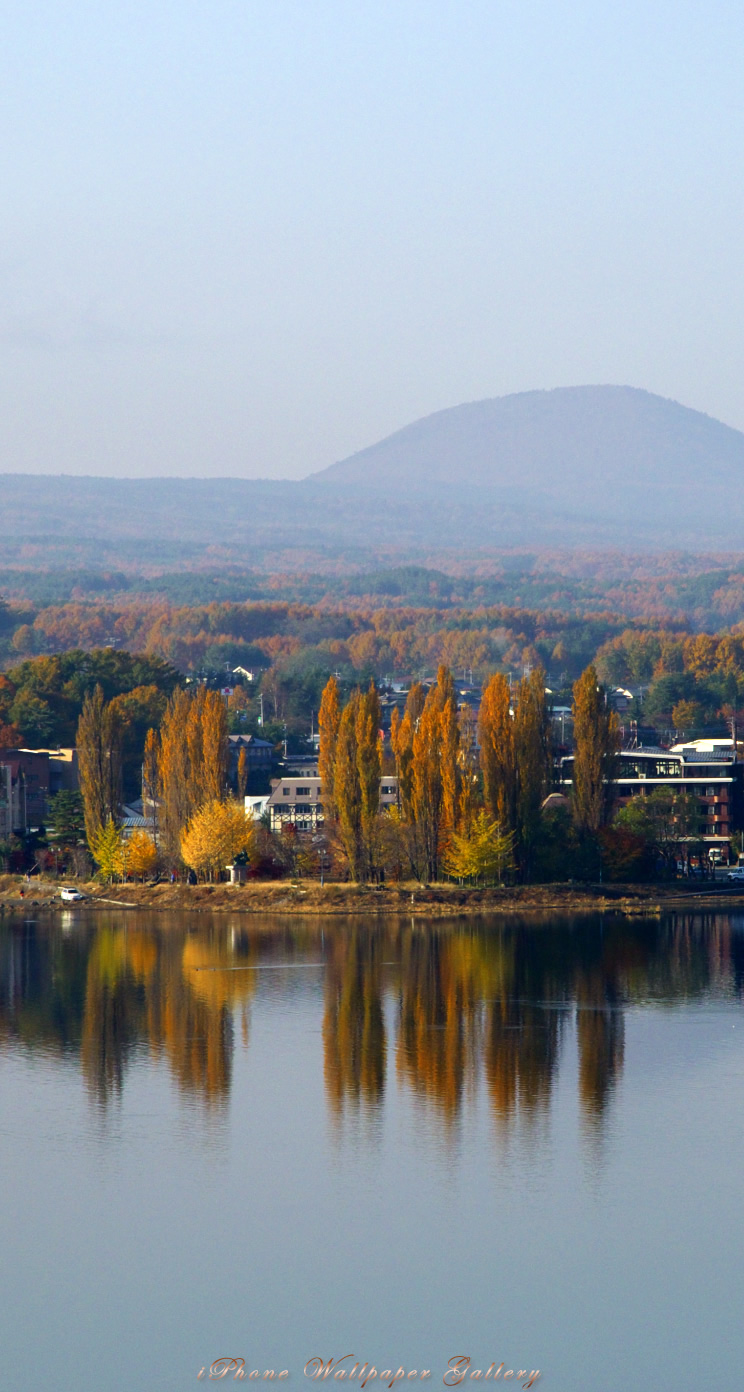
1, 907, 743, 1392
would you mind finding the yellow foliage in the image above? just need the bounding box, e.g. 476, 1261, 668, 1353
180, 799, 255, 881
443, 811, 516, 883
125, 828, 158, 880
91, 817, 126, 881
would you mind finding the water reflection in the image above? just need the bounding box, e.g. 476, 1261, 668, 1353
1, 911, 744, 1131
323, 927, 386, 1119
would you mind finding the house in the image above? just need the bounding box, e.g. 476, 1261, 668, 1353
120, 799, 156, 840
228, 733, 274, 782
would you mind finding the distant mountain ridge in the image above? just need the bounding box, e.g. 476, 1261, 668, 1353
1, 386, 743, 562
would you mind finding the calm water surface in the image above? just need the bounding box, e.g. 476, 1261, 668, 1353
1, 908, 743, 1392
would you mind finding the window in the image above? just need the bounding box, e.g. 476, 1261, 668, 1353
296, 787, 310, 795
296, 804, 311, 813
282, 788, 290, 795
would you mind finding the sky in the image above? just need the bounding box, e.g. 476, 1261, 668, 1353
2, 0, 743, 479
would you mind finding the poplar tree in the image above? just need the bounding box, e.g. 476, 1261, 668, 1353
571, 664, 620, 832
200, 689, 228, 803
142, 727, 159, 844
356, 682, 381, 879
334, 693, 364, 880
157, 686, 229, 862
439, 693, 460, 832
77, 684, 123, 850
513, 669, 552, 876
457, 703, 478, 829
318, 675, 341, 824
158, 689, 193, 862
478, 673, 516, 831
411, 669, 455, 882
237, 746, 248, 800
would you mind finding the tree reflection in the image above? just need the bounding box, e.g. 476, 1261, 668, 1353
2, 911, 744, 1135
323, 926, 386, 1120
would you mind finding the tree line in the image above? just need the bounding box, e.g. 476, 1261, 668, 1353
317, 663, 619, 884
59, 658, 708, 888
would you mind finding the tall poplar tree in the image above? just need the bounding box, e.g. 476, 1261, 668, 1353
356, 682, 381, 879
200, 690, 229, 803
410, 667, 456, 882
318, 675, 341, 825
77, 684, 122, 850
142, 726, 160, 845
478, 673, 516, 831
457, 703, 477, 830
157, 686, 229, 863
571, 664, 620, 832
334, 693, 364, 880
513, 669, 552, 876
237, 746, 248, 800
158, 689, 193, 862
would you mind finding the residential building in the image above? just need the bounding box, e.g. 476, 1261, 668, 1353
228, 733, 274, 783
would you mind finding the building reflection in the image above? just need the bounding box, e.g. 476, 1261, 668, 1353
2, 911, 744, 1135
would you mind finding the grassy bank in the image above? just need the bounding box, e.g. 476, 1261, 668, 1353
2, 874, 744, 917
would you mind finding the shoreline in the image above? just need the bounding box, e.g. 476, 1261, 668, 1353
2, 876, 743, 917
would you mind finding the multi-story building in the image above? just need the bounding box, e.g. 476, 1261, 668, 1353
0, 751, 51, 830
558, 739, 742, 861
0, 764, 23, 839
265, 775, 399, 833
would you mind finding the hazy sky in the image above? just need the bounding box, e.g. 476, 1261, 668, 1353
2, 1, 743, 478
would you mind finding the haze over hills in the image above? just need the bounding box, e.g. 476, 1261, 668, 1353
2, 385, 743, 567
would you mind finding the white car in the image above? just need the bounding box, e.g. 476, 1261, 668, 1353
60, 886, 84, 902
727, 868, 744, 883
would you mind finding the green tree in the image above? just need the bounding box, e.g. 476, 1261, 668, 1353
48, 791, 86, 846
8, 690, 56, 746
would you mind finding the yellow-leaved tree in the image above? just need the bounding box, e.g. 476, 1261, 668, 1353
180, 799, 254, 882
125, 828, 158, 880
443, 811, 516, 885
91, 817, 126, 883
158, 687, 229, 863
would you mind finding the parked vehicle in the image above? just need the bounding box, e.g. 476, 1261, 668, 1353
727, 868, 744, 883
59, 886, 85, 902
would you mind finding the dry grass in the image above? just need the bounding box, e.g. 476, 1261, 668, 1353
2, 872, 742, 917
